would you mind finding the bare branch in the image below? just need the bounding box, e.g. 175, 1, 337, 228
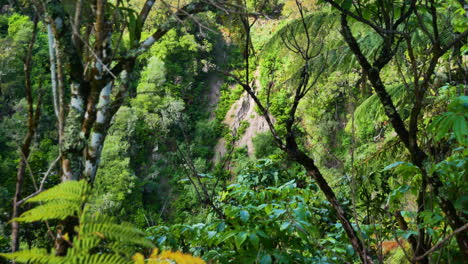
16, 155, 61, 207
415, 224, 468, 261
323, 0, 409, 36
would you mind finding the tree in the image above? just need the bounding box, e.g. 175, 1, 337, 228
11, 0, 220, 254
226, 1, 375, 262
11, 15, 41, 253
324, 0, 468, 261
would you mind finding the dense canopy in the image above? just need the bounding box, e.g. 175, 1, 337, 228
0, 0, 467, 263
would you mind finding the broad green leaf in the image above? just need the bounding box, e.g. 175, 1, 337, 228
218, 231, 236, 244
280, 221, 291, 231
453, 115, 467, 145
157, 235, 166, 245
383, 161, 406, 171
239, 210, 250, 222
207, 231, 217, 239
249, 233, 259, 249
216, 222, 226, 232
235, 232, 248, 249
402, 230, 418, 239
273, 209, 287, 218
260, 254, 272, 264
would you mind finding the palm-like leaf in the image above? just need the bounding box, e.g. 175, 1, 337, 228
0, 249, 62, 264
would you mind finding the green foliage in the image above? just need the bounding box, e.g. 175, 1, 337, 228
351, 84, 410, 139
429, 96, 468, 146
1, 180, 153, 264
13, 180, 88, 222
252, 132, 279, 158
1, 248, 62, 264
236, 158, 294, 187
0, 232, 9, 254
215, 83, 244, 121
6, 13, 33, 44
2, 2, 468, 263
93, 106, 139, 218
193, 119, 224, 159
147, 159, 356, 263
432, 147, 468, 213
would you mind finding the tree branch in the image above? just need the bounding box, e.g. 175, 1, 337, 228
415, 224, 468, 261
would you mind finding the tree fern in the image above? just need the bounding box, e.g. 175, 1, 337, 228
1, 180, 206, 264
349, 83, 410, 137
26, 180, 90, 203
259, 11, 384, 76
1, 180, 153, 264
66, 254, 131, 264
260, 11, 336, 57
79, 213, 152, 247
13, 200, 81, 222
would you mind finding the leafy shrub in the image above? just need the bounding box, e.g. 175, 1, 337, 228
252, 132, 279, 158
429, 96, 467, 146
147, 160, 356, 263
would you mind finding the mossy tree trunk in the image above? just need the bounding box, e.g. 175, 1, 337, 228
24, 0, 218, 256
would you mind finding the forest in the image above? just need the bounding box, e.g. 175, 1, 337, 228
0, 0, 467, 263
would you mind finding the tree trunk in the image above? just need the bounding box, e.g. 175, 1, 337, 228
11, 17, 40, 253
286, 138, 374, 264
339, 14, 468, 258
47, 23, 59, 119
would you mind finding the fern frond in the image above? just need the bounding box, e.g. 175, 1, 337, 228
67, 253, 132, 264
27, 180, 89, 203
6, 180, 154, 264
0, 248, 62, 264
80, 221, 154, 248
105, 242, 138, 257
69, 234, 101, 254
260, 11, 336, 57
350, 83, 410, 134
14, 200, 80, 222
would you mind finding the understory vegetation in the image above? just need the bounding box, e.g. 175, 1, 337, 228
0, 0, 467, 263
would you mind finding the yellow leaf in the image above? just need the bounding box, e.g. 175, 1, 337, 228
132, 253, 145, 264
149, 248, 159, 258
134, 248, 206, 264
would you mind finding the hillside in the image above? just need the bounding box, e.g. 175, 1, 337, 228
0, 1, 467, 263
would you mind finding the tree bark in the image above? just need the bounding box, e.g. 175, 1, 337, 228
47, 23, 59, 119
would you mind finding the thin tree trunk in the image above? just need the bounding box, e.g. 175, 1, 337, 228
11, 16, 40, 253
47, 23, 59, 119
